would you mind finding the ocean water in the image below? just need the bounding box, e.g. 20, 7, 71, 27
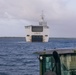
0, 37, 76, 75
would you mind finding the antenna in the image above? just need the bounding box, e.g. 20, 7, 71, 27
39, 10, 47, 26
41, 10, 44, 20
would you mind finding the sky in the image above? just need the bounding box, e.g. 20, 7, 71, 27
0, 0, 76, 38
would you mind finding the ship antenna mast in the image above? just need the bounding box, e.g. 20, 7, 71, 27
39, 11, 47, 26
41, 10, 44, 21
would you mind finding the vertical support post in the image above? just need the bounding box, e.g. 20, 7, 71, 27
53, 51, 61, 75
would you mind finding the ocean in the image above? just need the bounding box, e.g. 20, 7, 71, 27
0, 37, 76, 75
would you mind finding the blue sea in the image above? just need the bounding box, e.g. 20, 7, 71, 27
0, 37, 76, 75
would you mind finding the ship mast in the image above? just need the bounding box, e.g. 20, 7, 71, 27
41, 11, 44, 21
39, 11, 47, 26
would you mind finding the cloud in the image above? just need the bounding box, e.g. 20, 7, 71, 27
0, 0, 76, 37
0, 19, 30, 37
0, 0, 76, 21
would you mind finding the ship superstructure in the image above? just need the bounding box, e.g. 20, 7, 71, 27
25, 13, 49, 42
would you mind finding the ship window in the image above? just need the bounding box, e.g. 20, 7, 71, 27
45, 35, 48, 37
27, 35, 30, 36
60, 54, 76, 75
32, 26, 43, 32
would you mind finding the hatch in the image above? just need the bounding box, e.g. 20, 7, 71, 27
32, 35, 43, 42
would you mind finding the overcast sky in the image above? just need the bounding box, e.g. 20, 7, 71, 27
0, 0, 76, 37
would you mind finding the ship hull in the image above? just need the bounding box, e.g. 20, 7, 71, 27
26, 35, 49, 42
25, 26, 49, 42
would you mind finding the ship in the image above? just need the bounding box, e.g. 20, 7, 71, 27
25, 13, 49, 42
35, 48, 76, 75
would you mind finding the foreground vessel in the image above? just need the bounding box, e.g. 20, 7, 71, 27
25, 13, 49, 42
35, 48, 76, 75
